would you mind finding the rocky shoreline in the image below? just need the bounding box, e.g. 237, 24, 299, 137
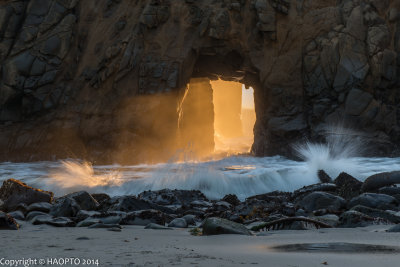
1, 170, 400, 235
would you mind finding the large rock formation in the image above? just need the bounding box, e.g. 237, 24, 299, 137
0, 0, 400, 163
179, 78, 215, 159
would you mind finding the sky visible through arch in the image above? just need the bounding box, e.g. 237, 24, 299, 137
242, 85, 255, 110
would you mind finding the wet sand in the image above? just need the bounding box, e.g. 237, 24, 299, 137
1, 224, 399, 267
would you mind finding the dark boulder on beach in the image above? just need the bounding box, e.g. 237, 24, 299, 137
138, 189, 208, 207
334, 172, 362, 200
362, 171, 400, 192
298, 192, 346, 212
348, 193, 398, 211
339, 210, 384, 228
101, 196, 172, 213
62, 191, 99, 211
50, 197, 80, 217
182, 214, 196, 226
32, 213, 52, 224
14, 203, 28, 214
202, 217, 252, 235
387, 224, 400, 232
27, 202, 53, 213
378, 187, 400, 196
120, 209, 166, 226
76, 218, 101, 227
76, 210, 101, 221
222, 194, 241, 206
350, 205, 400, 224
168, 218, 188, 228
91, 193, 111, 205
138, 189, 181, 206
50, 191, 99, 218
0, 211, 19, 230
32, 214, 75, 227
26, 211, 48, 221
318, 170, 333, 183
247, 191, 292, 202
99, 215, 123, 225
0, 179, 53, 212
293, 184, 337, 199
378, 187, 400, 202
7, 210, 25, 221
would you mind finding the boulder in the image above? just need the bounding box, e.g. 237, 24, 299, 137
339, 210, 380, 228
14, 203, 28, 213
311, 214, 340, 227
30, 214, 53, 225
0, 179, 53, 212
182, 214, 196, 225
318, 170, 333, 183
298, 192, 346, 212
138, 189, 208, 207
91, 193, 111, 204
212, 201, 232, 211
295, 208, 307, 217
27, 202, 52, 213
247, 191, 291, 200
190, 200, 213, 209
362, 171, 400, 192
333, 172, 362, 199
387, 224, 400, 232
378, 187, 400, 196
76, 218, 101, 227
202, 217, 252, 235
168, 218, 187, 228
101, 196, 159, 212
62, 191, 99, 211
138, 189, 180, 206
348, 193, 398, 210
46, 217, 76, 227
222, 194, 241, 206
100, 216, 122, 225
7, 210, 25, 221
26, 211, 48, 221
50, 197, 80, 217
0, 211, 19, 230
293, 184, 337, 198
350, 205, 400, 224
76, 210, 101, 221
120, 209, 166, 226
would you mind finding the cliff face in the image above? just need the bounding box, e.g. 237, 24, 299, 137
0, 0, 400, 163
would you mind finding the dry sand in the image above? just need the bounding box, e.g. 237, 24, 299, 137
1, 223, 399, 267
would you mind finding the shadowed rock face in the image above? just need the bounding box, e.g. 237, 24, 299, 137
0, 0, 400, 163
0, 179, 53, 211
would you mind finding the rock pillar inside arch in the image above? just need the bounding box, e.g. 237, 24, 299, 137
178, 78, 215, 159
211, 80, 243, 138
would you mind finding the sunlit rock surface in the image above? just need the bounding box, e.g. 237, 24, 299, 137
0, 0, 400, 163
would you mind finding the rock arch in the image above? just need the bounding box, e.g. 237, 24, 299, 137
0, 0, 399, 163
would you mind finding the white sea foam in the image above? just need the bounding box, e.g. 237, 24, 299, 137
0, 126, 399, 200
0, 154, 400, 200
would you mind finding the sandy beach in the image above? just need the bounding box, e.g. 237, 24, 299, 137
1, 224, 399, 267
